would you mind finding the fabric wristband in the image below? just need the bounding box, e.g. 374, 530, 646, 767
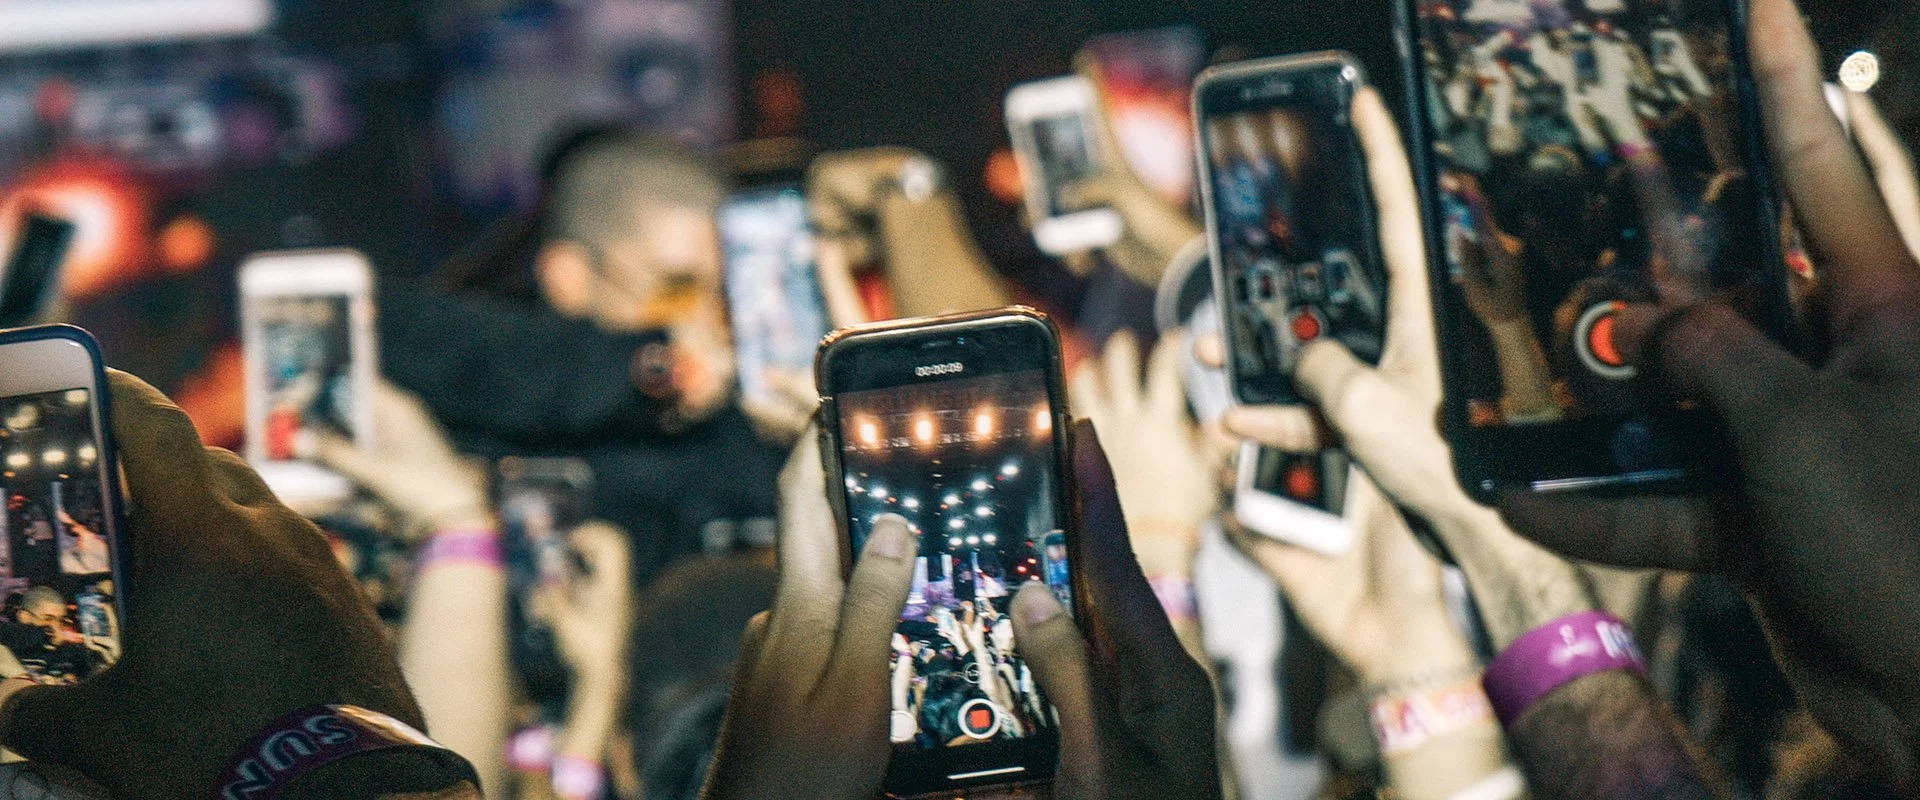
550, 755, 605, 800
1367, 674, 1495, 755
211, 705, 478, 800
415, 529, 503, 572
1481, 610, 1646, 727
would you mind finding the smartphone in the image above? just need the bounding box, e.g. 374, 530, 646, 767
1233, 442, 1354, 556
239, 249, 377, 505
1194, 52, 1390, 406
494, 456, 594, 711
0, 325, 125, 685
1006, 76, 1126, 255
816, 308, 1076, 797
719, 184, 832, 407
0, 213, 75, 329
1082, 26, 1208, 206
1396, 0, 1789, 500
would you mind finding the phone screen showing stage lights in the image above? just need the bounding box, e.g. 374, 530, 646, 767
837, 369, 1066, 752
0, 388, 118, 685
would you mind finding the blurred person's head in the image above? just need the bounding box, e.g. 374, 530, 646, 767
535, 131, 727, 334
18, 587, 64, 634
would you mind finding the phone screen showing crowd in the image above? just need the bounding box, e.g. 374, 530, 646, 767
1412, 0, 1775, 426
258, 295, 355, 461
0, 388, 117, 684
837, 369, 1066, 752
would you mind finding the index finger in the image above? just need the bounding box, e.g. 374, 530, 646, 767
1750, 0, 1920, 323
1352, 88, 1440, 397
107, 370, 219, 534
768, 428, 847, 657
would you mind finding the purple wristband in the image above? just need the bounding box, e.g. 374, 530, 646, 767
416, 529, 502, 572
212, 705, 478, 800
1481, 610, 1645, 727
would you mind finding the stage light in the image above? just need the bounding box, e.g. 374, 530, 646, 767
971, 478, 989, 492
1001, 462, 1019, 477
1840, 50, 1880, 92
846, 476, 859, 489
983, 534, 997, 545
943, 493, 961, 506
63, 390, 87, 407
869, 484, 887, 499
1033, 408, 1051, 433
902, 496, 920, 510
76, 443, 95, 465
858, 420, 880, 447
973, 410, 994, 436
975, 506, 991, 518
913, 415, 935, 445
966, 535, 980, 546
949, 537, 962, 548
4, 452, 26, 469
949, 519, 965, 530
41, 449, 65, 467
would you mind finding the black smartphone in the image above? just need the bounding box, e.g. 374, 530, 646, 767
494, 455, 594, 712
0, 325, 126, 685
1396, 0, 1788, 500
0, 213, 75, 329
719, 183, 831, 408
815, 308, 1076, 797
1195, 51, 1389, 406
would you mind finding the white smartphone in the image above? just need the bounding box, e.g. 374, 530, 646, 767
1005, 75, 1125, 255
0, 325, 126, 685
1232, 441, 1354, 556
239, 249, 376, 506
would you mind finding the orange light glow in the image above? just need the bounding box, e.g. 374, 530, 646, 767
1033, 408, 1052, 434
858, 420, 880, 447
973, 410, 994, 437
913, 416, 935, 444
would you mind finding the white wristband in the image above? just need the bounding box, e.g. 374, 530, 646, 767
1448, 765, 1526, 800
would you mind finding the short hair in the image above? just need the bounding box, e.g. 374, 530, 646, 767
21, 586, 62, 612
544, 130, 724, 249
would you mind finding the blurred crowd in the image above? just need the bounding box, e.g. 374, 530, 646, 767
0, 0, 1919, 799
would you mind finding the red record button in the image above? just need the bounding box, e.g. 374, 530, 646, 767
1573, 300, 1637, 380
1588, 304, 1624, 367
1290, 310, 1323, 342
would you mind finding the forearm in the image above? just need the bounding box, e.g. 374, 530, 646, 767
1382, 721, 1515, 800
401, 554, 512, 793
1434, 504, 1591, 649
1507, 671, 1725, 800
1483, 318, 1562, 423
558, 674, 626, 764
875, 193, 1010, 316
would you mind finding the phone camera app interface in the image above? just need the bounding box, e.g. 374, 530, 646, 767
1203, 69, 1386, 404
1029, 114, 1099, 218
1414, 0, 1767, 427
0, 389, 117, 684
260, 295, 354, 460
838, 369, 1064, 751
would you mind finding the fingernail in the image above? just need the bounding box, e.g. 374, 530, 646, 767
868, 514, 915, 560
1015, 581, 1062, 626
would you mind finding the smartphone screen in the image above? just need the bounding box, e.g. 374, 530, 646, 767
823, 313, 1070, 790
1025, 112, 1100, 221
257, 295, 355, 462
1198, 54, 1388, 405
1404, 0, 1784, 494
1248, 446, 1350, 515
495, 456, 594, 711
720, 185, 830, 405
0, 387, 118, 684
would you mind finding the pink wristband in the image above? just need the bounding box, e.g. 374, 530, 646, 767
1148, 575, 1197, 623
551, 755, 605, 800
212, 705, 478, 800
416, 529, 502, 572
1481, 610, 1645, 727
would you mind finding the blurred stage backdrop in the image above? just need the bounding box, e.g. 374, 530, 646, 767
0, 0, 1897, 446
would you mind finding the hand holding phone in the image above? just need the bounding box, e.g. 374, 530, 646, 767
0, 366, 424, 799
